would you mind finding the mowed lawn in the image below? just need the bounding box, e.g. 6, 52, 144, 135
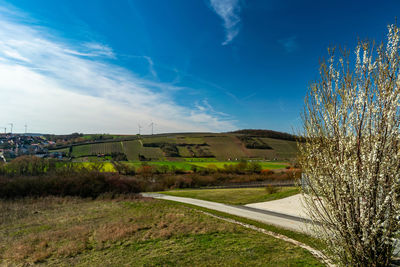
0, 196, 322, 266
160, 187, 301, 205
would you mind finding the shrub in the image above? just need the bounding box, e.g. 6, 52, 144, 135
111, 161, 136, 175
265, 185, 279, 194
0, 172, 142, 199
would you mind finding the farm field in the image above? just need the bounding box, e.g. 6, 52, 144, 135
70, 143, 123, 157
53, 132, 299, 162
260, 138, 298, 159
160, 187, 301, 205
66, 160, 288, 173
122, 140, 164, 161
49, 147, 69, 154
189, 161, 288, 170
127, 161, 194, 171
204, 136, 248, 160
0, 196, 322, 266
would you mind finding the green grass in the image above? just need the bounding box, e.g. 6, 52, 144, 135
183, 157, 218, 162
176, 136, 205, 144
49, 148, 69, 154
260, 138, 298, 160
59, 160, 289, 173
122, 140, 164, 161
189, 161, 288, 170
68, 133, 298, 162
71, 144, 91, 157
89, 142, 123, 154
141, 136, 178, 144
205, 136, 248, 160
78, 162, 116, 172
174, 201, 326, 253
0, 196, 322, 266
129, 161, 194, 171
160, 187, 301, 205
122, 140, 141, 161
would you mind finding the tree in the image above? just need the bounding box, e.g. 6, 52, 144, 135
299, 24, 400, 266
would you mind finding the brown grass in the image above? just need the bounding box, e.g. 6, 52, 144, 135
0, 195, 239, 265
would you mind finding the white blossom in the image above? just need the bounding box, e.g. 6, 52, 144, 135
300, 24, 400, 266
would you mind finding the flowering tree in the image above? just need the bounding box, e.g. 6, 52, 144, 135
299, 25, 400, 266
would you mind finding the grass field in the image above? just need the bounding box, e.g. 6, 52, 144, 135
78, 162, 116, 172
0, 196, 322, 266
127, 161, 193, 171
260, 138, 298, 160
62, 160, 289, 173
189, 161, 288, 170
71, 144, 91, 157
63, 133, 299, 161
160, 187, 301, 205
205, 136, 248, 160
49, 148, 69, 154
122, 140, 164, 161
122, 140, 142, 160
89, 142, 123, 154
183, 157, 218, 162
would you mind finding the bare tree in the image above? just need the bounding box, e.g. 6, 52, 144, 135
299, 25, 400, 266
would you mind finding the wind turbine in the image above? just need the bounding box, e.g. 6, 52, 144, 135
148, 121, 155, 135
24, 123, 27, 134
8, 123, 13, 134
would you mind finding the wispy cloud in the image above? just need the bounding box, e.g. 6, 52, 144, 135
0, 7, 235, 134
278, 36, 298, 53
195, 99, 230, 117
142, 56, 157, 78
209, 0, 242, 45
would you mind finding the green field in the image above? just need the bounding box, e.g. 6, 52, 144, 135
78, 162, 116, 172
205, 136, 248, 160
160, 187, 301, 205
49, 147, 69, 154
62, 133, 298, 162
60, 160, 288, 173
122, 140, 142, 160
0, 196, 322, 266
126, 161, 192, 171
70, 142, 124, 157
71, 144, 91, 157
122, 140, 164, 161
189, 161, 288, 170
260, 137, 298, 160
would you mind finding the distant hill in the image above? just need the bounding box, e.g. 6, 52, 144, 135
231, 129, 298, 142
48, 130, 299, 161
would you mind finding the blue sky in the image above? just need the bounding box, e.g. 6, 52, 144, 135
0, 0, 398, 134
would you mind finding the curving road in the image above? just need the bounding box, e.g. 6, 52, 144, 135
141, 193, 313, 234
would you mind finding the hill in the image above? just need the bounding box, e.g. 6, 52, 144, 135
50, 130, 298, 161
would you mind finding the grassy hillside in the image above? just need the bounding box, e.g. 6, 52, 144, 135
54, 131, 298, 162
0, 196, 322, 266
122, 140, 164, 161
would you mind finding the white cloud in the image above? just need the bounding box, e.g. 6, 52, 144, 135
209, 0, 242, 45
0, 8, 236, 134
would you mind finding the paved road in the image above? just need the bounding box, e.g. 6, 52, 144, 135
141, 193, 312, 234
142, 193, 400, 260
